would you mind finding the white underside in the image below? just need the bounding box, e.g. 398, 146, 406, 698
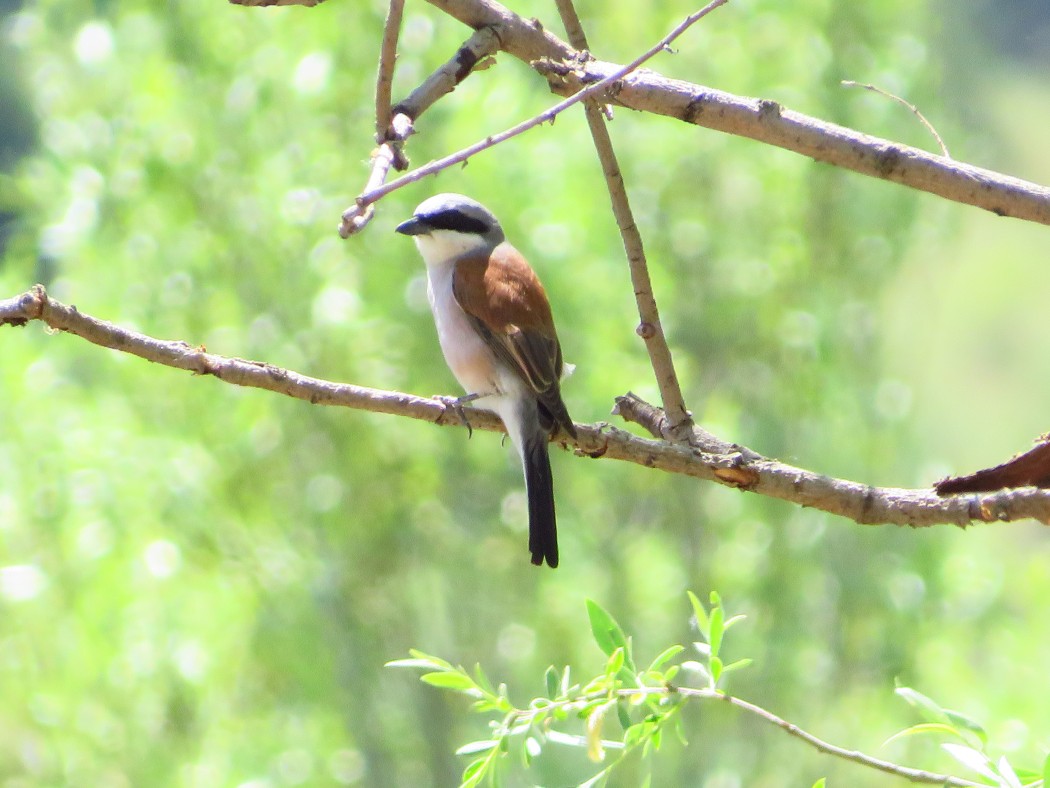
415, 233, 531, 461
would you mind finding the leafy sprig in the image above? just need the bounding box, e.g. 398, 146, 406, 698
389, 593, 1042, 788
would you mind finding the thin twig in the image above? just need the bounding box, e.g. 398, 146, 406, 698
4, 285, 1050, 528
339, 27, 501, 237
841, 80, 951, 159
552, 0, 693, 437
393, 26, 500, 121
375, 0, 406, 143
339, 0, 730, 231
229, 0, 327, 6
342, 113, 414, 236
616, 687, 982, 787
429, 0, 1050, 225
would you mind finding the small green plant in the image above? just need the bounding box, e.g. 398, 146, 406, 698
389, 592, 1046, 787
386, 591, 750, 787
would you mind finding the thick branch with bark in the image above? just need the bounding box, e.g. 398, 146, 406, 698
424, 0, 1050, 225
4, 286, 1049, 528
340, 1, 729, 233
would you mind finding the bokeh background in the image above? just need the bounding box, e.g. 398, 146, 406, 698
1, 0, 1048, 785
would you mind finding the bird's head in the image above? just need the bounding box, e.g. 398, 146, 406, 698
395, 193, 505, 263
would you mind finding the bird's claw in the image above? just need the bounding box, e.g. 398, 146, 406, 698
434, 394, 479, 438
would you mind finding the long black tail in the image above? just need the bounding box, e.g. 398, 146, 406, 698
522, 429, 558, 568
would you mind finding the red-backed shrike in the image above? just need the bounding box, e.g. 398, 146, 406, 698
396, 194, 576, 568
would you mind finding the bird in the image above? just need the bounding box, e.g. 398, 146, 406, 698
396, 193, 577, 568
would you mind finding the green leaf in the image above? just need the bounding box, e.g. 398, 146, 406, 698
941, 743, 997, 781
582, 671, 611, 691
883, 722, 964, 748
996, 756, 1022, 788
810, 779, 826, 788
456, 740, 499, 756
386, 651, 455, 668
606, 647, 625, 677
544, 665, 559, 699
723, 614, 748, 631
687, 591, 710, 640
721, 658, 753, 675
471, 698, 504, 713
672, 716, 688, 746
473, 664, 496, 696
624, 721, 650, 748
384, 659, 436, 672
709, 604, 724, 658
616, 699, 632, 730
647, 644, 685, 673
421, 671, 481, 696
580, 698, 612, 718
579, 768, 610, 788
410, 649, 454, 670
664, 665, 680, 683
1043, 752, 1050, 787
639, 670, 664, 685
587, 599, 628, 659
895, 687, 951, 725
710, 655, 723, 686
522, 736, 541, 767
1010, 767, 1042, 784
460, 756, 487, 788
943, 708, 988, 747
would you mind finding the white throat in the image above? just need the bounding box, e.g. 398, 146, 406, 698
412, 229, 494, 269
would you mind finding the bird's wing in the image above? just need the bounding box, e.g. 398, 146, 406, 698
452, 244, 576, 437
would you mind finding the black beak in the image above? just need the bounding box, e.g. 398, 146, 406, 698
395, 217, 429, 236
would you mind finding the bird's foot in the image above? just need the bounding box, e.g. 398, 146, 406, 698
434, 393, 481, 438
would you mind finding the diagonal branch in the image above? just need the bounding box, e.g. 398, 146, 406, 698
427, 0, 1050, 225
339, 0, 730, 229
553, 0, 693, 438
340, 27, 501, 237
591, 686, 983, 786
4, 286, 1050, 529
229, 0, 328, 6
679, 689, 983, 787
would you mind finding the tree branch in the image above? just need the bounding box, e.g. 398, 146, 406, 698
339, 0, 730, 229
426, 0, 1050, 225
583, 686, 984, 786
667, 688, 983, 787
339, 27, 501, 237
5, 286, 1050, 529
229, 0, 327, 6
554, 0, 694, 438
374, 0, 406, 144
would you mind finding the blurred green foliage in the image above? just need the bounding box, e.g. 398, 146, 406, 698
1, 0, 1048, 786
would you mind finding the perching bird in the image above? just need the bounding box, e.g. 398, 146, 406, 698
396, 194, 576, 568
